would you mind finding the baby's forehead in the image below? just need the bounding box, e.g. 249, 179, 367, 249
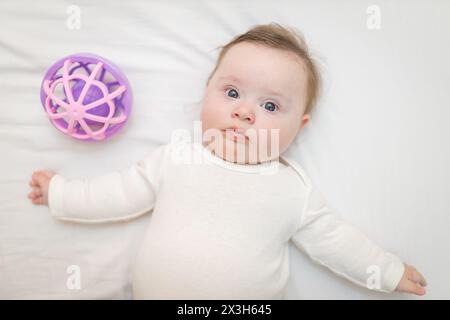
219, 42, 307, 86
223, 42, 305, 66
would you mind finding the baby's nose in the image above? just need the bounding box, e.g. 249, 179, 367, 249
232, 108, 255, 124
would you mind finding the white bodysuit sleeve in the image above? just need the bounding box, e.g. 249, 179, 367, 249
290, 184, 405, 293
48, 144, 168, 223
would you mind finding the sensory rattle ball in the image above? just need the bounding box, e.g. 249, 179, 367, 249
40, 53, 132, 141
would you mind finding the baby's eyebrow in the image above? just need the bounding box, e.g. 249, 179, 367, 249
264, 88, 289, 102
220, 75, 289, 102
219, 76, 242, 84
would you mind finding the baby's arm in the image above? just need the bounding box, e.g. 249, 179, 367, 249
291, 185, 427, 296
28, 145, 167, 223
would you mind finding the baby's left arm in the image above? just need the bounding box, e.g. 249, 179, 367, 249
291, 185, 427, 295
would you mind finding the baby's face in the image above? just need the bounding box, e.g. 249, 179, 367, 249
201, 42, 310, 164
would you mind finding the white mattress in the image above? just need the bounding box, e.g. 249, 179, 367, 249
1, 0, 449, 299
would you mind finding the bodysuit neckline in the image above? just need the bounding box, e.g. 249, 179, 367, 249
198, 143, 282, 174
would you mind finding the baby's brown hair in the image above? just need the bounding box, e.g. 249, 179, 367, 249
207, 23, 322, 115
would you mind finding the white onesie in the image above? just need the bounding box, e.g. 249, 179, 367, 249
48, 140, 405, 299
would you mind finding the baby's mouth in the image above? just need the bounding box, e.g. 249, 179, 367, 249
222, 128, 249, 142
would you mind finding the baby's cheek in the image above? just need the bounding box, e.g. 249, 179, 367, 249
259, 125, 289, 153
202, 98, 225, 125
278, 125, 299, 151
200, 99, 214, 121
200, 106, 215, 129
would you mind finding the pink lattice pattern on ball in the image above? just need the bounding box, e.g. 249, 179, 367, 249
43, 59, 127, 140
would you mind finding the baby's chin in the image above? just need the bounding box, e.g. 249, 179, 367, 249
203, 136, 279, 165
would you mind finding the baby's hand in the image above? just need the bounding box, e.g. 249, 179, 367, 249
395, 263, 427, 296
28, 170, 56, 206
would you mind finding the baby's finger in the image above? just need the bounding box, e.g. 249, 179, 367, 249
32, 196, 43, 205
29, 187, 41, 197
404, 280, 426, 296
32, 171, 46, 185
28, 189, 40, 200
414, 271, 427, 287
406, 264, 427, 287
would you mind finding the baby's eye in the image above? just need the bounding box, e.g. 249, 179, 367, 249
225, 88, 239, 99
262, 101, 279, 112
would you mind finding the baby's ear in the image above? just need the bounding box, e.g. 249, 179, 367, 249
299, 114, 310, 131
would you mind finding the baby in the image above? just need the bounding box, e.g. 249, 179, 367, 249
28, 24, 427, 299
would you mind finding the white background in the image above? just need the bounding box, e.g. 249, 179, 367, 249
0, 0, 448, 299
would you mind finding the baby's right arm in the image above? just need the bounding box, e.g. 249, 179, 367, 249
28, 145, 168, 223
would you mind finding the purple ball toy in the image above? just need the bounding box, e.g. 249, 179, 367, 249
40, 53, 132, 141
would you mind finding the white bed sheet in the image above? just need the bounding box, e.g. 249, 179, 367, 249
1, 0, 449, 299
